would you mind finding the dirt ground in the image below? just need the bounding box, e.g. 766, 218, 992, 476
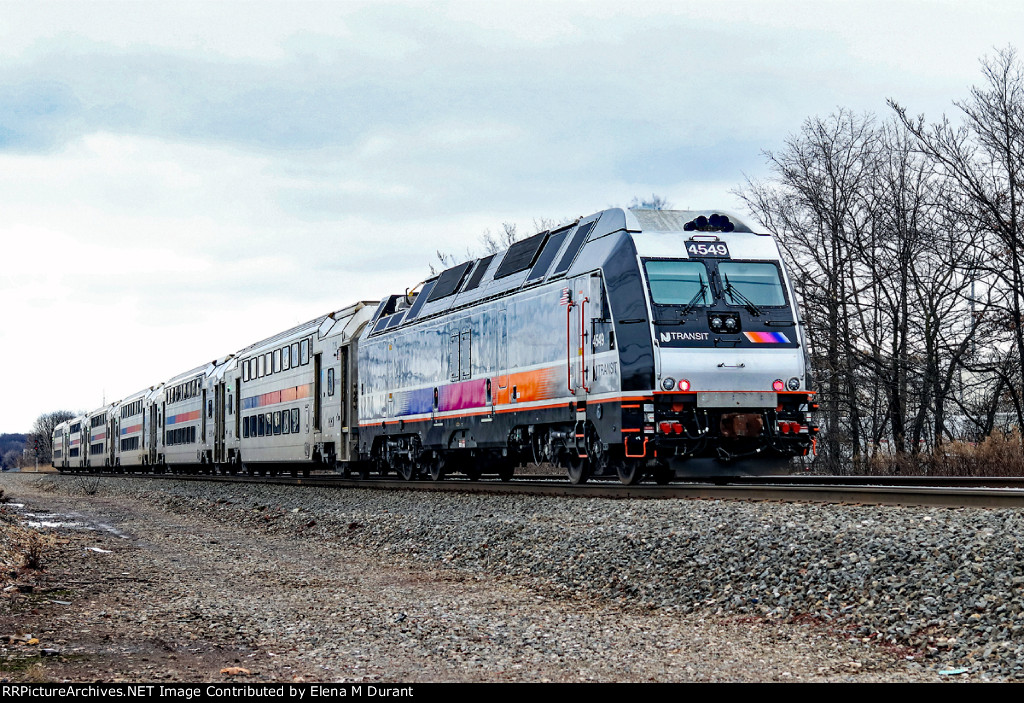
0, 473, 948, 683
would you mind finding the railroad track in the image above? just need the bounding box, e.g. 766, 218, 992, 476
54, 470, 1024, 509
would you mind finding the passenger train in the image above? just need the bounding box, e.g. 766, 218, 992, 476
52, 207, 818, 484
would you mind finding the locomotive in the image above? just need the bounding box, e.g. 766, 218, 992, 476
52, 207, 817, 484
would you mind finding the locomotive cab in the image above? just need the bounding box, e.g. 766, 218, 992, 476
623, 210, 816, 475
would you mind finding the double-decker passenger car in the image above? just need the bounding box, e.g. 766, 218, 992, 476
232, 302, 375, 474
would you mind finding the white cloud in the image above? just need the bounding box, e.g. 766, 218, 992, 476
3, 1, 1024, 431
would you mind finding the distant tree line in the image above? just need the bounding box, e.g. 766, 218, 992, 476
1, 434, 27, 470
739, 46, 1024, 473
5, 410, 78, 469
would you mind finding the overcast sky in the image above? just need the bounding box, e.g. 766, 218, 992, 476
2, 0, 1022, 432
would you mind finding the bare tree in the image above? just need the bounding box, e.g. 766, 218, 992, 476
892, 46, 1024, 436
738, 109, 880, 471
629, 194, 672, 210
26, 410, 77, 465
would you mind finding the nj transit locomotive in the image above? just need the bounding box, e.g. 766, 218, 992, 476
52, 208, 817, 484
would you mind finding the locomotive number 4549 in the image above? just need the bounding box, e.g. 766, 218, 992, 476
685, 241, 730, 258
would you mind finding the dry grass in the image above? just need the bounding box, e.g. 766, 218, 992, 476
865, 430, 1024, 476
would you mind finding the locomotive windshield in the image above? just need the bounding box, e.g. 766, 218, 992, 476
645, 260, 711, 305
718, 262, 787, 306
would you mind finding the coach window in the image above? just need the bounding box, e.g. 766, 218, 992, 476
274, 411, 282, 435
291, 408, 300, 434
264, 352, 272, 375
282, 346, 290, 371
327, 368, 335, 396
258, 355, 265, 378
274, 349, 282, 373
300, 339, 310, 365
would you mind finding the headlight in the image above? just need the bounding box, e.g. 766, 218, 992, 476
787, 377, 801, 391
662, 377, 676, 391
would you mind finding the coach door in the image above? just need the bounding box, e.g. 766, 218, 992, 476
108, 416, 117, 467
149, 405, 160, 464
214, 381, 225, 463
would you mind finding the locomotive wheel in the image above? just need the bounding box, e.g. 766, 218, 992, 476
497, 461, 515, 482
566, 454, 590, 485
464, 465, 482, 481
397, 460, 415, 481
428, 454, 445, 481
616, 459, 644, 486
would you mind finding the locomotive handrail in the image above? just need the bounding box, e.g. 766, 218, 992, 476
580, 296, 591, 393
566, 301, 575, 393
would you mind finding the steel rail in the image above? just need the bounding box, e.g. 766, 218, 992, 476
55, 471, 1024, 509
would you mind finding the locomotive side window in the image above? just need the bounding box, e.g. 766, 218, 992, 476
327, 368, 335, 396
718, 262, 787, 306
644, 260, 712, 305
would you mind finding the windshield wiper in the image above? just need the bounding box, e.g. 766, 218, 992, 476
723, 274, 763, 317
680, 276, 709, 316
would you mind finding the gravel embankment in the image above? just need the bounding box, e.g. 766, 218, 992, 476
3, 471, 1022, 681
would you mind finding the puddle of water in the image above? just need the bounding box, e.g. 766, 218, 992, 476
19, 509, 95, 531
26, 520, 89, 529
9, 503, 129, 538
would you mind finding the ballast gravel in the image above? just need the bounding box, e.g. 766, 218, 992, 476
3, 472, 1022, 682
